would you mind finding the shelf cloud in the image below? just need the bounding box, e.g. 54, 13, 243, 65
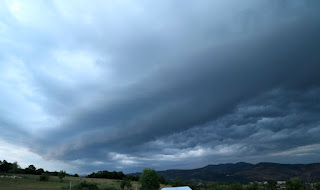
0, 0, 319, 174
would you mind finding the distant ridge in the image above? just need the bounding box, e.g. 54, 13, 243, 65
153, 162, 320, 183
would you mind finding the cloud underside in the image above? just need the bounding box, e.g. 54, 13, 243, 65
0, 0, 320, 173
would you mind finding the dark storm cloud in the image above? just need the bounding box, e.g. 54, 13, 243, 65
0, 0, 320, 173
40, 18, 320, 159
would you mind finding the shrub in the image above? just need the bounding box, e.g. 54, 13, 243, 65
58, 170, 66, 182
286, 178, 306, 190
315, 183, 320, 190
73, 181, 99, 190
39, 173, 50, 181
120, 177, 132, 190
229, 183, 244, 190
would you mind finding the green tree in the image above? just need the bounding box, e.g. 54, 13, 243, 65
0, 160, 12, 172
9, 161, 21, 173
230, 183, 244, 190
171, 176, 184, 187
286, 178, 306, 190
158, 175, 167, 185
58, 170, 66, 182
266, 180, 277, 190
73, 181, 99, 190
26, 165, 36, 174
39, 173, 50, 181
247, 182, 259, 190
121, 177, 132, 190
315, 183, 320, 190
139, 168, 160, 190
36, 168, 45, 175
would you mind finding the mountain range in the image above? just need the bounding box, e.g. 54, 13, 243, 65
152, 162, 320, 183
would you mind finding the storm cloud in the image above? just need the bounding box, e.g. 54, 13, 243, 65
0, 0, 320, 173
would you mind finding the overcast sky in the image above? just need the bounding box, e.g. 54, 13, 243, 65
0, 0, 320, 174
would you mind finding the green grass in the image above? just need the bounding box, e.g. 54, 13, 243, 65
0, 174, 171, 190
0, 174, 122, 190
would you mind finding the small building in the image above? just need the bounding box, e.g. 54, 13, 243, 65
161, 186, 192, 190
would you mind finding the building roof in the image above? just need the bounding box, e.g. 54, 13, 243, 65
161, 186, 192, 190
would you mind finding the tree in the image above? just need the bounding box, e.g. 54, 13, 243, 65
58, 170, 66, 182
247, 182, 259, 190
158, 175, 167, 185
73, 181, 99, 190
39, 173, 50, 181
9, 161, 20, 173
315, 182, 320, 190
36, 168, 45, 175
230, 183, 244, 190
0, 160, 12, 172
25, 165, 36, 174
286, 178, 306, 190
74, 173, 79, 177
121, 177, 132, 190
87, 170, 125, 180
171, 176, 184, 187
266, 180, 277, 190
139, 168, 160, 190
127, 175, 140, 181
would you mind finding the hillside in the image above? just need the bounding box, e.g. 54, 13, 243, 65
156, 162, 320, 183
0, 174, 170, 190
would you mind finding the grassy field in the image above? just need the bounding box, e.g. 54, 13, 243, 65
0, 174, 170, 190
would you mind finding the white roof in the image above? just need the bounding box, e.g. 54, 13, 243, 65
162, 186, 192, 190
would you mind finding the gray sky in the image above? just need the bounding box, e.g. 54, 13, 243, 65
0, 0, 320, 174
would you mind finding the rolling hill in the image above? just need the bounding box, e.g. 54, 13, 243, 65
155, 162, 320, 183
